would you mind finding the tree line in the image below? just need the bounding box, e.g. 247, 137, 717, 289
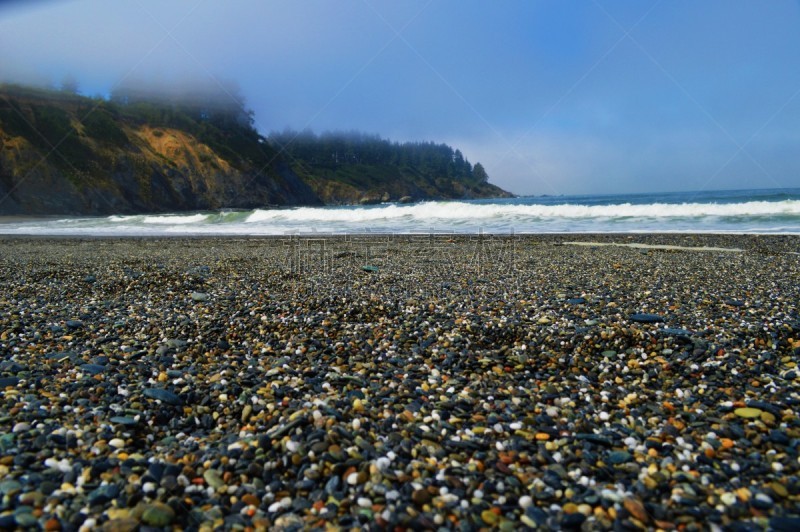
269, 129, 488, 184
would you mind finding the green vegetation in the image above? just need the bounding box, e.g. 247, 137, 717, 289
271, 130, 485, 185
0, 82, 510, 214
269, 129, 508, 202
80, 107, 129, 147
108, 84, 274, 171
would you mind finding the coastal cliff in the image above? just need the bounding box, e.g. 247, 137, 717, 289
0, 85, 511, 215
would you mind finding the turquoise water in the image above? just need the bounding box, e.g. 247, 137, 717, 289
2, 188, 800, 235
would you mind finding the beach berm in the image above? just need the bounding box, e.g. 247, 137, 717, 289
0, 234, 799, 530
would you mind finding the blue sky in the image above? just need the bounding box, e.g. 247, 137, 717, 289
1, 0, 799, 196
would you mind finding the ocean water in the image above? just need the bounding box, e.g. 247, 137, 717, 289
2, 188, 800, 236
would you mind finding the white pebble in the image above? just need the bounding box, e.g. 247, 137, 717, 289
772, 462, 784, 472
599, 411, 610, 421
352, 419, 361, 431
109, 438, 125, 449
357, 497, 372, 508
44, 458, 72, 473
79, 518, 97, 532
519, 495, 533, 508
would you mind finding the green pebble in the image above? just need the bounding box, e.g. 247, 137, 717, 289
141, 503, 175, 527
734, 407, 763, 418
204, 469, 225, 489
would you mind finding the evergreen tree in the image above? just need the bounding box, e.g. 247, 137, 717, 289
473, 162, 488, 183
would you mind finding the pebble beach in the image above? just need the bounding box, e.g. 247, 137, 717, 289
1, 234, 800, 531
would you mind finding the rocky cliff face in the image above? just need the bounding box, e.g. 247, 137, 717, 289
0, 90, 321, 215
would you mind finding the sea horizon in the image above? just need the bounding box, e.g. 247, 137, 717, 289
2, 186, 800, 236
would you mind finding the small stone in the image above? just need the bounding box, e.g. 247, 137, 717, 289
357, 497, 372, 508
734, 407, 763, 419
141, 503, 175, 527
769, 482, 788, 499
108, 438, 125, 449
412, 489, 432, 507
204, 469, 224, 489
14, 513, 38, 528
752, 493, 774, 510
519, 495, 533, 509
607, 451, 632, 464
12, 422, 30, 433
100, 518, 138, 532
110, 416, 137, 426
242, 494, 260, 506
481, 509, 499, 526
630, 313, 663, 323
191, 291, 210, 301
88, 484, 120, 505
143, 388, 182, 405
0, 377, 20, 388
0, 480, 22, 495
80, 364, 106, 375
623, 497, 649, 523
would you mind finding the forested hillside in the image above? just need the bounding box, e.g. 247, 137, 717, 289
0, 83, 511, 215
270, 130, 510, 204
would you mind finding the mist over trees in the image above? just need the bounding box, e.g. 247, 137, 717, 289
269, 129, 487, 185
109, 79, 255, 130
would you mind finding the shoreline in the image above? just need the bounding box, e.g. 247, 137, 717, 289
1, 235, 799, 529
1, 232, 798, 253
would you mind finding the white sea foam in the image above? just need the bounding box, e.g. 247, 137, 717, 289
141, 214, 209, 224
244, 199, 800, 224
3, 196, 800, 235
